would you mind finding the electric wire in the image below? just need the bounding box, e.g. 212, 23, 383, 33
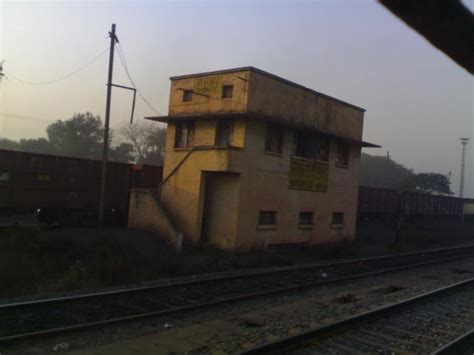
4, 48, 108, 85
115, 43, 161, 115
0, 112, 53, 124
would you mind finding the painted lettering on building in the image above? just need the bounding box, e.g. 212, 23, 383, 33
288, 158, 328, 192
194, 76, 223, 96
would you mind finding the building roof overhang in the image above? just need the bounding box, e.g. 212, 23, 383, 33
146, 112, 381, 148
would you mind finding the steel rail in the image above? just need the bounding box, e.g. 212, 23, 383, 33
2, 249, 474, 344
432, 328, 474, 354
2, 243, 474, 309
240, 278, 474, 354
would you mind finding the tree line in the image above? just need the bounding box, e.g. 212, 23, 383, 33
0, 112, 166, 165
360, 153, 452, 195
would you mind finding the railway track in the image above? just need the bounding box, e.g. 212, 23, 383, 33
241, 278, 474, 354
433, 329, 474, 355
2, 244, 474, 345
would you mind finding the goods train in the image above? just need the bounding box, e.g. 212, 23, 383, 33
358, 186, 463, 218
0, 149, 162, 226
0, 149, 464, 227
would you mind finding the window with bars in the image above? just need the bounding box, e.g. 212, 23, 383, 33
293, 131, 329, 161
174, 121, 195, 148
336, 141, 350, 167
215, 119, 234, 146
265, 124, 283, 154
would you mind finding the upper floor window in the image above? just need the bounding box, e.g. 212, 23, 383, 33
221, 85, 233, 99
336, 141, 349, 167
215, 119, 234, 146
265, 124, 283, 154
174, 121, 195, 148
182, 90, 193, 102
293, 131, 329, 162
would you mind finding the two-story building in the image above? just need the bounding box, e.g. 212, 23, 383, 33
128, 67, 379, 251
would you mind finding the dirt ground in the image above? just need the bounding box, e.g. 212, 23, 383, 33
1, 216, 472, 300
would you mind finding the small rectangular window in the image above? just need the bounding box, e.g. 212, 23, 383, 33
174, 121, 195, 148
258, 210, 276, 226
0, 172, 9, 182
36, 174, 51, 183
336, 141, 349, 167
332, 212, 344, 226
265, 124, 283, 154
299, 212, 313, 225
182, 90, 193, 102
215, 119, 234, 146
222, 85, 233, 98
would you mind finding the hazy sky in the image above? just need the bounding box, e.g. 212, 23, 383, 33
1, 0, 473, 197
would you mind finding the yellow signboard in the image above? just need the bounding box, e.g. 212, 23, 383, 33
289, 158, 328, 192
194, 76, 223, 96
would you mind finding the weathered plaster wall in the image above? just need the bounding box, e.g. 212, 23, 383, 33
155, 68, 365, 251
231, 119, 360, 252
160, 119, 245, 245
247, 71, 364, 140
168, 70, 250, 116
128, 190, 183, 251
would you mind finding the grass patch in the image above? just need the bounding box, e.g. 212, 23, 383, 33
1, 216, 472, 300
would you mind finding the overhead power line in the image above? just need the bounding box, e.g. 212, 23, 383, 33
4, 48, 108, 85
0, 112, 54, 123
115, 43, 161, 115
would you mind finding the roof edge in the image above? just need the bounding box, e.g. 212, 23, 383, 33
146, 112, 380, 148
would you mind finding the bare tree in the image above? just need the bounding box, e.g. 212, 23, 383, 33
117, 121, 165, 165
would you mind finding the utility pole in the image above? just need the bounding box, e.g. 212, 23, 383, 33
386, 151, 391, 188
99, 24, 118, 226
459, 138, 469, 198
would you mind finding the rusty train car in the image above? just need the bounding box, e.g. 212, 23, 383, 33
0, 148, 463, 226
358, 186, 464, 218
0, 149, 162, 226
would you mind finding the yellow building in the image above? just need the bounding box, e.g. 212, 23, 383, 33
129, 67, 379, 251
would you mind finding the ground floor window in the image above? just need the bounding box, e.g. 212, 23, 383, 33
331, 212, 344, 227
298, 211, 313, 225
258, 210, 277, 226
0, 172, 9, 182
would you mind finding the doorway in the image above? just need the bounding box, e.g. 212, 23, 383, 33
201, 172, 240, 249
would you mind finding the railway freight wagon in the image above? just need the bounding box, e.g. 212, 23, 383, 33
358, 186, 464, 218
0, 149, 163, 226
